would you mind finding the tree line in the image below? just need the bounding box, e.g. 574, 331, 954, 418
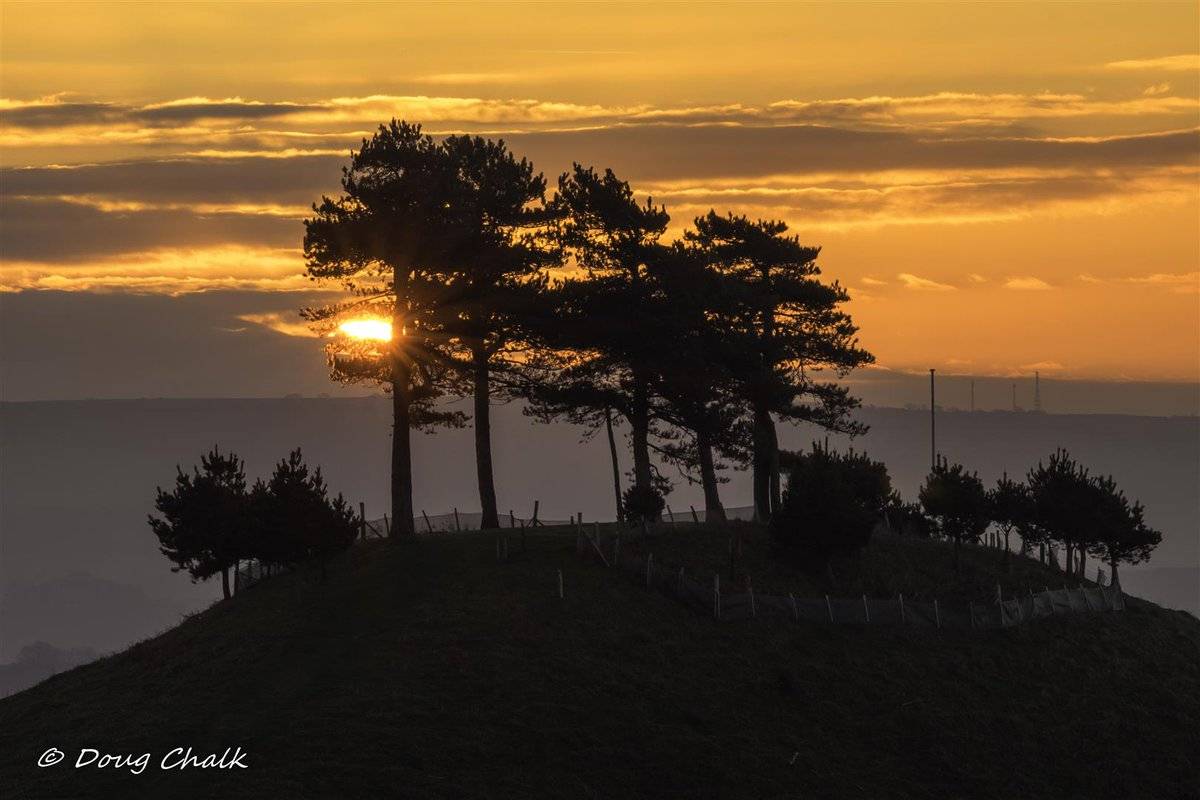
302, 120, 872, 534
769, 443, 1160, 584
148, 447, 358, 598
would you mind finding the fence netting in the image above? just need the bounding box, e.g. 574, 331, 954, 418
580, 529, 1125, 630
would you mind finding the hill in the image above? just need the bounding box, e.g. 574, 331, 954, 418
1, 523, 1197, 799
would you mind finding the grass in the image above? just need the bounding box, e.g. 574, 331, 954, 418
1, 524, 1197, 799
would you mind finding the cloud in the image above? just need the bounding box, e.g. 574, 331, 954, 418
1004, 277, 1053, 290
237, 312, 318, 337
1143, 83, 1172, 96
1077, 271, 1198, 293
860, 276, 887, 286
1018, 361, 1065, 372
967, 273, 988, 283
1104, 54, 1200, 71
0, 246, 309, 293
897, 273, 955, 291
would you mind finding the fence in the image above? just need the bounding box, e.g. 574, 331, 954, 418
574, 526, 1125, 630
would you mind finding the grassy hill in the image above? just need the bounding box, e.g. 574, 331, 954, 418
2, 524, 1197, 799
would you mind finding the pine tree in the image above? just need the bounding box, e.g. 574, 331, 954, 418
148, 446, 248, 599
1026, 449, 1097, 579
920, 456, 990, 574
685, 212, 873, 521
988, 472, 1030, 573
1087, 473, 1162, 585
303, 121, 466, 536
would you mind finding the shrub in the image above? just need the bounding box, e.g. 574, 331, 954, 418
770, 444, 885, 577
622, 482, 666, 524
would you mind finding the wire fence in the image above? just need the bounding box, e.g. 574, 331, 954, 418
573, 527, 1126, 630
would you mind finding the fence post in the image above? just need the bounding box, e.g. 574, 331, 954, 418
422, 510, 433, 534
383, 513, 391, 537
666, 505, 677, 528
747, 576, 756, 618
532, 500, 540, 527
863, 594, 870, 623
359, 502, 366, 542
713, 573, 720, 620
899, 593, 906, 625
454, 507, 461, 532
934, 598, 941, 629
510, 510, 516, 529
646, 553, 653, 588
690, 505, 700, 526
790, 592, 799, 621
557, 569, 564, 599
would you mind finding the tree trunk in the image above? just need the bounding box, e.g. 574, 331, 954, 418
472, 346, 500, 529
390, 347, 415, 538
604, 407, 624, 523
751, 402, 772, 522
696, 428, 725, 522
767, 416, 781, 513
220, 567, 230, 600
1110, 556, 1120, 586
1077, 549, 1086, 581
630, 376, 654, 497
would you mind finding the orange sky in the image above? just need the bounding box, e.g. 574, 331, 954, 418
1, 1, 1197, 381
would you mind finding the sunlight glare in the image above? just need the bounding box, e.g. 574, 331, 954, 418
337, 318, 392, 341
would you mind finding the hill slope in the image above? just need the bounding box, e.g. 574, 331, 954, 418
2, 526, 1197, 799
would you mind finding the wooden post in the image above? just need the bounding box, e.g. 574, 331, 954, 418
747, 576, 756, 618
359, 501, 366, 542
934, 598, 941, 629
453, 507, 461, 532
690, 505, 700, 526
510, 510, 516, 528
646, 553, 653, 588
713, 573, 720, 620
557, 569, 564, 599
825, 594, 834, 623
863, 594, 870, 623
383, 514, 391, 537
532, 500, 540, 526
899, 593, 906, 625
789, 592, 799, 621
422, 510, 433, 534
666, 505, 677, 528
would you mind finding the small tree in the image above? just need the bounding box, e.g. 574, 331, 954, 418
249, 449, 358, 579
770, 444, 887, 581
622, 482, 666, 526
988, 472, 1030, 573
919, 457, 989, 574
1026, 449, 1096, 578
1088, 474, 1162, 585
148, 447, 248, 599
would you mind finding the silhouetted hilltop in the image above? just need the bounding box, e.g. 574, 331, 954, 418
1, 527, 1196, 798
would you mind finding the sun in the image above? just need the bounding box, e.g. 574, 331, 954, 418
336, 318, 392, 341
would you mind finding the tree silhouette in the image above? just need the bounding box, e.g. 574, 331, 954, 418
524, 165, 671, 519
685, 212, 873, 521
248, 449, 358, 579
1087, 474, 1161, 585
920, 456, 989, 574
988, 472, 1030, 573
1026, 449, 1097, 579
148, 446, 248, 599
436, 134, 554, 529
303, 121, 467, 536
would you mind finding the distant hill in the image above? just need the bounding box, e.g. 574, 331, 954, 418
1, 526, 1197, 798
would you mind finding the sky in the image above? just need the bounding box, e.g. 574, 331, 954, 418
1, 1, 1198, 396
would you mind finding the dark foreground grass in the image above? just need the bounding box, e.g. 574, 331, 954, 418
1, 527, 1197, 799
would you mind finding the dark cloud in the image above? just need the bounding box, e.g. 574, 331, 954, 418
132, 101, 322, 123
0, 100, 324, 128
0, 198, 300, 262
0, 102, 123, 127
